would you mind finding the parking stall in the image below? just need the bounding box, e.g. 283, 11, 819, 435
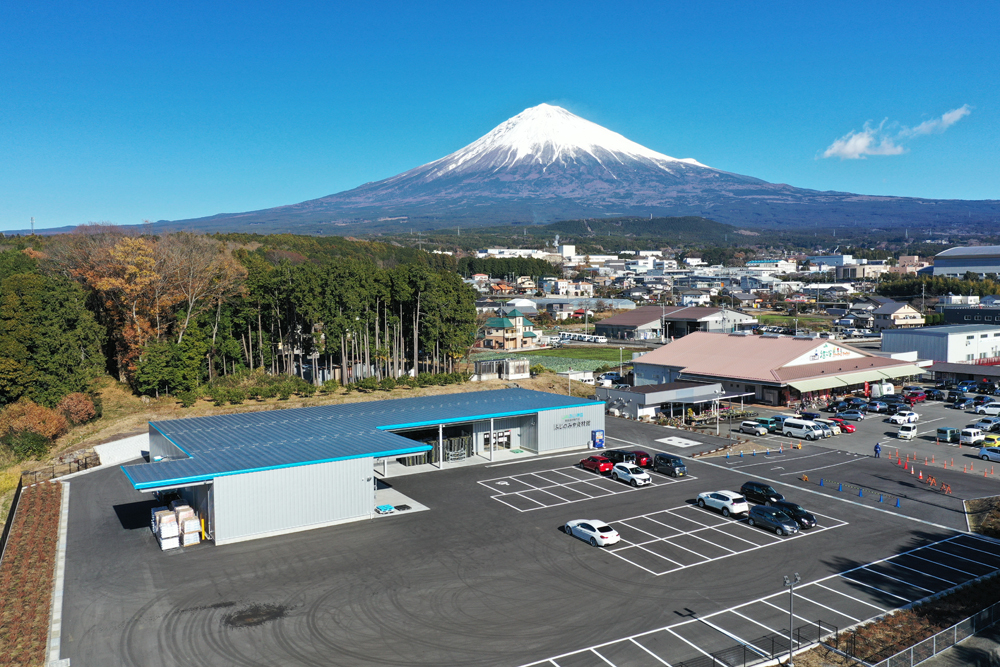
606, 504, 847, 576
523, 533, 1000, 667
479, 465, 694, 512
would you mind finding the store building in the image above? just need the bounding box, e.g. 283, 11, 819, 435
882, 324, 1000, 364
933, 246, 1000, 277
632, 332, 923, 406
122, 389, 604, 546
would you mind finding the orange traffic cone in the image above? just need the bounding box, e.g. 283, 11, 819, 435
919, 470, 923, 480
932, 455, 935, 464
924, 457, 928, 465
964, 465, 968, 473
904, 461, 909, 470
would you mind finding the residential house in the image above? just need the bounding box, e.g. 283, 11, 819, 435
680, 290, 712, 307
872, 302, 925, 331
479, 309, 538, 350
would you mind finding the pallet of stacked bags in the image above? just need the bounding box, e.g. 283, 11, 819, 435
153, 508, 180, 550
174, 504, 201, 546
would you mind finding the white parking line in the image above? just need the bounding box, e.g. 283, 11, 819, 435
522, 534, 1000, 667
731, 609, 782, 635
861, 566, 934, 593
779, 458, 865, 475
794, 591, 862, 624
629, 637, 672, 666
888, 561, 960, 586
761, 598, 816, 625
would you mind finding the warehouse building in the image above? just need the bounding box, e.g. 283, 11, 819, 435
122, 389, 604, 546
632, 332, 924, 406
932, 245, 1000, 277
594, 305, 757, 341
882, 324, 1000, 364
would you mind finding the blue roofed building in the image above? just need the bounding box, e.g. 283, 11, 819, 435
123, 388, 604, 545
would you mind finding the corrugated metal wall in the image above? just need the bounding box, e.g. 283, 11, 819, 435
473, 416, 532, 452
148, 426, 188, 460
535, 404, 605, 453
212, 457, 372, 545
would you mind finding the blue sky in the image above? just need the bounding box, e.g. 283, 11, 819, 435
1, 1, 997, 232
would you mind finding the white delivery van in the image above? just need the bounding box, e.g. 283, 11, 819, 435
897, 424, 918, 440
961, 428, 986, 446
782, 418, 822, 441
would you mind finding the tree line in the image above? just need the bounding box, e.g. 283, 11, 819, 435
456, 256, 558, 280
0, 226, 479, 406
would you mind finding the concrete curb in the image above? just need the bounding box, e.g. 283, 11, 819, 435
47, 481, 70, 667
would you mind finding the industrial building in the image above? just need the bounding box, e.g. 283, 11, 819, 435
882, 324, 1000, 364
632, 332, 923, 405
122, 389, 604, 546
594, 305, 757, 341
932, 245, 1000, 277
595, 382, 750, 420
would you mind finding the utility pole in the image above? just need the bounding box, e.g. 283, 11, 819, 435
30, 217, 34, 235
784, 573, 801, 666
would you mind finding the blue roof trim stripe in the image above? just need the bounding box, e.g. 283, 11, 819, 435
376, 402, 600, 431
128, 444, 433, 490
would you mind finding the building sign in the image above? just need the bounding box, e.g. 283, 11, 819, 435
785, 342, 864, 367
554, 411, 591, 431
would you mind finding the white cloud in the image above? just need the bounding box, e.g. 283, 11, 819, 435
822, 105, 971, 160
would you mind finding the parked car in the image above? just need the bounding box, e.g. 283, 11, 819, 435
697, 490, 750, 517
848, 397, 870, 408
897, 424, 918, 440
958, 380, 979, 392
580, 455, 613, 474
813, 422, 834, 438
983, 434, 1000, 447
610, 463, 651, 487
974, 417, 1000, 432
976, 404, 1000, 416
740, 420, 768, 436
961, 428, 986, 446
652, 453, 687, 477
740, 481, 785, 505
936, 427, 959, 443
901, 385, 924, 396
747, 505, 799, 536
814, 418, 841, 435
755, 416, 781, 433
829, 417, 857, 433
629, 450, 653, 468
601, 449, 636, 465
973, 395, 996, 407
800, 411, 822, 421
905, 392, 927, 405
827, 401, 851, 413
564, 519, 621, 547
926, 389, 948, 401
836, 409, 866, 421
978, 447, 1000, 463
867, 401, 889, 413
889, 411, 919, 424
772, 500, 818, 529
953, 398, 976, 410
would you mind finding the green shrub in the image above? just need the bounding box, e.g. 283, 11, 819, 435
260, 385, 278, 399
403, 376, 418, 388
277, 386, 293, 400
357, 377, 378, 392
298, 383, 318, 397
2, 431, 50, 461
344, 383, 354, 394
177, 391, 198, 408
530, 364, 546, 376
320, 379, 340, 394
228, 389, 246, 405
378, 377, 397, 391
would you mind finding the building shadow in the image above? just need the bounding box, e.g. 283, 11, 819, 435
113, 498, 162, 530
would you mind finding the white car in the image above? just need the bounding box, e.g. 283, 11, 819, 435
611, 463, 651, 487
889, 411, 919, 424
697, 490, 750, 517
897, 424, 918, 440
975, 417, 1000, 431
564, 519, 621, 547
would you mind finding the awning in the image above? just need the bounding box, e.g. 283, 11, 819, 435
877, 364, 927, 380
836, 369, 900, 386
788, 377, 848, 393
522, 331, 537, 337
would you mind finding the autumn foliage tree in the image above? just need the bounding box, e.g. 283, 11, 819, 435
0, 400, 69, 441
56, 393, 97, 425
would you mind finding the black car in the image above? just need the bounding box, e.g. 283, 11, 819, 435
800, 411, 821, 421
601, 449, 636, 465
974, 395, 997, 407
740, 481, 785, 505
772, 500, 818, 529
953, 398, 976, 410
926, 389, 947, 401
652, 453, 687, 477
827, 401, 851, 413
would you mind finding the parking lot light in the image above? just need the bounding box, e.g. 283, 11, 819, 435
783, 572, 801, 666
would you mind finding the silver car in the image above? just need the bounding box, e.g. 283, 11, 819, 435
979, 447, 1000, 463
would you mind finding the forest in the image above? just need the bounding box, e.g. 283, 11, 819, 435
0, 227, 479, 413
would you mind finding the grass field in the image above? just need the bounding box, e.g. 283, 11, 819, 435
757, 314, 832, 329
518, 347, 645, 362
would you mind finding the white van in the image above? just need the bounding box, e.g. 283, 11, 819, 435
782, 418, 822, 441
961, 428, 986, 446
897, 424, 918, 440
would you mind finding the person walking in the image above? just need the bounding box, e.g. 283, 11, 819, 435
874, 442, 882, 458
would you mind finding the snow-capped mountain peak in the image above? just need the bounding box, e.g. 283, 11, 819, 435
416, 103, 710, 178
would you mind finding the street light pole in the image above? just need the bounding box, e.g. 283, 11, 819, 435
619, 347, 624, 377
784, 573, 801, 666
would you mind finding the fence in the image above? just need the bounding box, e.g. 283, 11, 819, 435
0, 478, 24, 566
20, 454, 100, 485
674, 619, 838, 667
827, 600, 1000, 667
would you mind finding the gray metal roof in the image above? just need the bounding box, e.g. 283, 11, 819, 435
935, 246, 1000, 259
122, 389, 601, 491
883, 324, 1000, 336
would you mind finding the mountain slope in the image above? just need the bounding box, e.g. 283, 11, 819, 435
165, 104, 1000, 233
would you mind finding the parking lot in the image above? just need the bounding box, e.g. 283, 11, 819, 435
57, 388, 1000, 667
479, 464, 695, 512
525, 532, 1000, 667
605, 503, 847, 576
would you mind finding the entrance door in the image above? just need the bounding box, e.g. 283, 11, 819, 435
484, 429, 512, 451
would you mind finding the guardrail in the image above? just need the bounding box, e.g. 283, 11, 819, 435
20, 454, 100, 485
674, 619, 837, 667
827, 600, 1000, 667
0, 478, 24, 566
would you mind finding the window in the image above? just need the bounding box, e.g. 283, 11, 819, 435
966, 316, 972, 321
968, 354, 975, 361
969, 335, 976, 340
984, 334, 989, 338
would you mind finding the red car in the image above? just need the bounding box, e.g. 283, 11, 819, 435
630, 450, 653, 467
906, 392, 927, 405
830, 417, 856, 433
580, 455, 613, 473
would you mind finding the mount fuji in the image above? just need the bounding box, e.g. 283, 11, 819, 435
167, 104, 998, 233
